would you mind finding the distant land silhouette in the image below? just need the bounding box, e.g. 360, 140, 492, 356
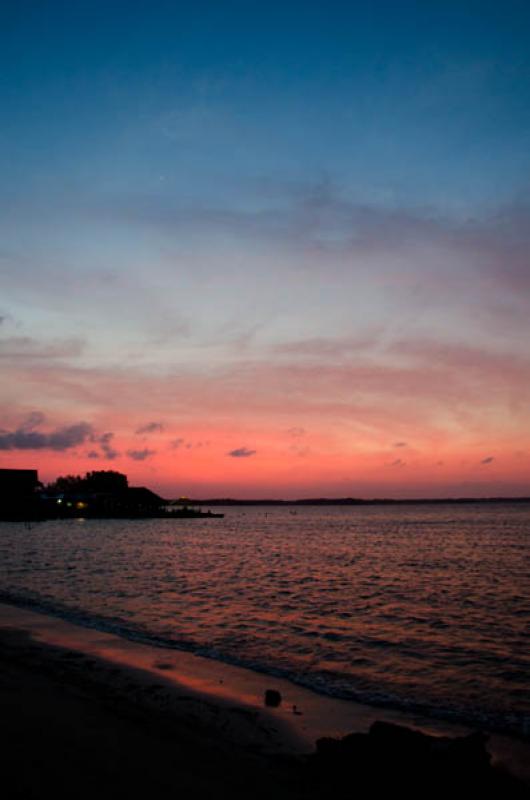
1, 468, 529, 520
184, 496, 530, 506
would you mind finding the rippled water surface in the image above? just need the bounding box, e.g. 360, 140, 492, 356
1, 504, 529, 735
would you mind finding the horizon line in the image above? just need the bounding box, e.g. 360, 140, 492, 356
176, 495, 530, 505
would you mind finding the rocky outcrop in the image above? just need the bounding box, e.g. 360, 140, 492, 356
309, 721, 526, 798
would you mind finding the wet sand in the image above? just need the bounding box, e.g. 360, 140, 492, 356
1, 603, 528, 798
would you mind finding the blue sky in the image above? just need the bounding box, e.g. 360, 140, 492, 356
3, 0, 530, 210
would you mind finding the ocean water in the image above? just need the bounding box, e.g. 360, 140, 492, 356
0, 503, 529, 737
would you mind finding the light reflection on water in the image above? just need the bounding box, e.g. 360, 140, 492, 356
0, 503, 529, 735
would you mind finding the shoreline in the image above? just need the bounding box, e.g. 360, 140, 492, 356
1, 592, 528, 741
2, 496, 529, 524
1, 602, 529, 791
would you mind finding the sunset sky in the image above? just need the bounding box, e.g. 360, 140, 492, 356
1, 1, 530, 498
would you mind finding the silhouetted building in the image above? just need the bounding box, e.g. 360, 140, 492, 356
0, 468, 41, 519
0, 468, 40, 498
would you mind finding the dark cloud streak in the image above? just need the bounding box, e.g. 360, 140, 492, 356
0, 413, 119, 458
227, 447, 256, 458
0, 421, 93, 451
127, 448, 156, 461
94, 432, 119, 460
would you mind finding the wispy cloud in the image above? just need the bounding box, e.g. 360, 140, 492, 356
136, 421, 164, 434
287, 427, 306, 437
274, 333, 381, 358
95, 181, 530, 290
0, 336, 85, 360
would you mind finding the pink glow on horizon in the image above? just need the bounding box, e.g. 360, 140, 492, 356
2, 424, 528, 499
1, 337, 530, 497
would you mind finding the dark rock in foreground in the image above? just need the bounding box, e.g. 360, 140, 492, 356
264, 688, 282, 707
309, 721, 527, 798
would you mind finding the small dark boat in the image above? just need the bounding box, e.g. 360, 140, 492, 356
166, 506, 224, 519
168, 498, 224, 518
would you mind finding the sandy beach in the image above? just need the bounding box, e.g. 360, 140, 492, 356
1, 602, 528, 799
0, 607, 306, 799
